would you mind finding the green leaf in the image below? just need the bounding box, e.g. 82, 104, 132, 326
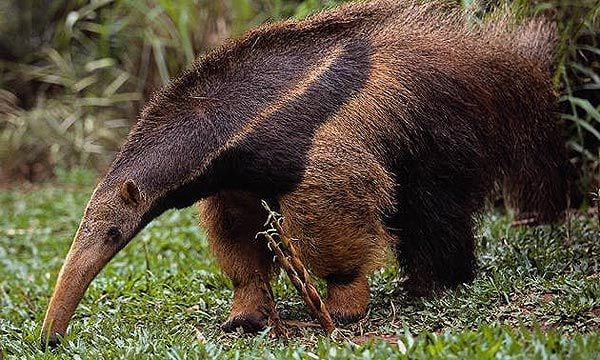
561, 96, 600, 123
84, 58, 117, 73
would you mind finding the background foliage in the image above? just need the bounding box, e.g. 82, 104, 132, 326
0, 0, 598, 196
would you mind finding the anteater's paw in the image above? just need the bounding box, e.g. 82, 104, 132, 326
222, 310, 268, 333
325, 278, 369, 325
328, 308, 366, 325
40, 333, 62, 350
403, 275, 434, 298
512, 212, 542, 227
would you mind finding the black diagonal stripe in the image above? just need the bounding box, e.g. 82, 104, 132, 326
212, 39, 373, 197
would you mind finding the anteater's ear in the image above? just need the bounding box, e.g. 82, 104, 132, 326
120, 179, 142, 205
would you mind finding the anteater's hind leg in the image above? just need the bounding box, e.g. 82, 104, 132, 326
391, 173, 482, 296
394, 209, 477, 296
503, 132, 579, 224
198, 191, 273, 333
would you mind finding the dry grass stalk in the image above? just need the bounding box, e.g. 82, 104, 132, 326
256, 272, 287, 338
258, 201, 336, 336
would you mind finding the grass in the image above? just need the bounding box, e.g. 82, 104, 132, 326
0, 170, 598, 358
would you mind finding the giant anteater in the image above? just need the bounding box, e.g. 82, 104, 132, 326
41, 0, 577, 346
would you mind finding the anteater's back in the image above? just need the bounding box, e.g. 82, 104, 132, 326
296, 0, 559, 177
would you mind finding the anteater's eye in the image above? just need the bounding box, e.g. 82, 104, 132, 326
107, 227, 121, 239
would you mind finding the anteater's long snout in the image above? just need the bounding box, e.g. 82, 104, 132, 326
41, 239, 115, 349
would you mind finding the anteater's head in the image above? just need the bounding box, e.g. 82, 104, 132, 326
41, 178, 148, 348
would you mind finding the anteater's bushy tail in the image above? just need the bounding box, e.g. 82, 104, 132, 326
511, 17, 558, 73
482, 11, 558, 73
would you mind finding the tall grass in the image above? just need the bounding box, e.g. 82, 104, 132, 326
550, 0, 600, 195
0, 0, 597, 194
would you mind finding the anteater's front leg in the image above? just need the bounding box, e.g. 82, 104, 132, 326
278, 143, 397, 325
324, 273, 370, 324
198, 191, 273, 333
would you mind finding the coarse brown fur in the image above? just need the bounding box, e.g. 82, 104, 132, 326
41, 0, 579, 347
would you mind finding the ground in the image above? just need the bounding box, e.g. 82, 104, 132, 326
0, 169, 598, 359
